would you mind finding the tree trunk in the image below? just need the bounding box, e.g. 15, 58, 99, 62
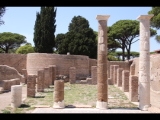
122, 43, 125, 61
126, 43, 131, 60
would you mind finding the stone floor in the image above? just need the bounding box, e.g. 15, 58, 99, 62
32, 107, 150, 113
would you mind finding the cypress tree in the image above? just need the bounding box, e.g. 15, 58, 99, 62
33, 7, 57, 53
33, 12, 41, 52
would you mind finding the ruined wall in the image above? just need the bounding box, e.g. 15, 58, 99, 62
0, 54, 26, 74
0, 65, 24, 81
134, 54, 160, 84
133, 54, 160, 108
27, 53, 90, 78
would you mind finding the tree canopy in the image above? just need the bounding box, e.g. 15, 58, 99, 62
0, 32, 27, 53
148, 7, 160, 29
33, 7, 57, 53
16, 43, 35, 54
55, 15, 97, 59
148, 7, 160, 43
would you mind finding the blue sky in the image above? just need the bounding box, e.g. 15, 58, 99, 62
0, 7, 160, 52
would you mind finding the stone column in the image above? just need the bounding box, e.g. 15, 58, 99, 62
122, 70, 129, 92
109, 65, 114, 85
137, 14, 153, 111
11, 85, 22, 108
129, 75, 138, 102
22, 69, 28, 84
53, 80, 65, 109
96, 15, 110, 109
69, 67, 76, 84
91, 66, 97, 85
113, 65, 119, 85
50, 65, 56, 85
27, 75, 36, 97
117, 68, 123, 87
44, 67, 50, 88
37, 69, 44, 92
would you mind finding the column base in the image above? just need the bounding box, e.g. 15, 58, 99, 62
96, 101, 107, 110
53, 100, 65, 109
139, 104, 151, 111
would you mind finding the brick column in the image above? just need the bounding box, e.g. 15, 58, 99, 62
117, 68, 123, 87
96, 15, 110, 109
129, 75, 138, 102
113, 65, 119, 85
122, 70, 129, 92
37, 69, 44, 92
109, 65, 114, 85
49, 65, 56, 85
27, 75, 36, 97
44, 67, 50, 88
69, 67, 76, 84
137, 14, 153, 110
91, 66, 97, 85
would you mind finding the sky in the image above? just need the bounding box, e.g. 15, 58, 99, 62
0, 7, 160, 52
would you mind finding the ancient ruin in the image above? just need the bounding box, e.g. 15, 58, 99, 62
0, 14, 160, 112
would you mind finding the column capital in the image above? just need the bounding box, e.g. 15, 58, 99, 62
137, 14, 154, 20
96, 15, 110, 21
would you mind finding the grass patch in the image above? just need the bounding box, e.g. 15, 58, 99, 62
2, 82, 138, 113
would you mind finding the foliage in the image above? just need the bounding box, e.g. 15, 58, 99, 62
0, 7, 6, 26
148, 7, 160, 29
33, 7, 57, 53
16, 44, 35, 54
55, 15, 97, 59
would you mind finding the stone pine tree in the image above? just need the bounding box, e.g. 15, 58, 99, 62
33, 7, 57, 53
108, 20, 157, 61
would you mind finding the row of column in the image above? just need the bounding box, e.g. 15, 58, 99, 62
27, 65, 56, 97
96, 14, 153, 110
109, 64, 138, 102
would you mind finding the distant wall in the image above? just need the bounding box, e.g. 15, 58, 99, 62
0, 53, 26, 74
26, 53, 90, 78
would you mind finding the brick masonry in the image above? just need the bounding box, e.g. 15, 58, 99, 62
122, 70, 129, 92
129, 75, 138, 102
